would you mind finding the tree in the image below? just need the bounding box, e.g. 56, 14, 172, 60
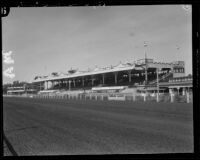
2, 83, 12, 94
13, 80, 19, 86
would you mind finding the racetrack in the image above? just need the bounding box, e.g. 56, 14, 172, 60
3, 97, 193, 155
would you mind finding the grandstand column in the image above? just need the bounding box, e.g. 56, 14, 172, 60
59, 80, 61, 88
56, 81, 58, 87
91, 76, 94, 86
43, 81, 45, 90
128, 70, 132, 82
145, 68, 148, 85
48, 81, 52, 89
48, 81, 50, 89
69, 80, 71, 91
44, 81, 47, 90
61, 80, 64, 87
68, 80, 70, 88
52, 81, 55, 88
114, 72, 118, 84
73, 79, 76, 88
82, 77, 85, 87
102, 74, 105, 85
61, 80, 63, 87
64, 80, 67, 87
51, 81, 54, 88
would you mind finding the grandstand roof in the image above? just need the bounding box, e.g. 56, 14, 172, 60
32, 58, 184, 83
33, 64, 142, 82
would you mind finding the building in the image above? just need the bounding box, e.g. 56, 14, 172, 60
31, 58, 190, 95
6, 85, 38, 95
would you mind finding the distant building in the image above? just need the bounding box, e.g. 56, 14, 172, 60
6, 85, 38, 95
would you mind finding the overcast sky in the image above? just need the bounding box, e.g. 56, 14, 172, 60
2, 5, 192, 84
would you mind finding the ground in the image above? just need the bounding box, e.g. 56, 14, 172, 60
3, 97, 193, 155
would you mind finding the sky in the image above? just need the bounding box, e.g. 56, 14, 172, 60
2, 5, 192, 84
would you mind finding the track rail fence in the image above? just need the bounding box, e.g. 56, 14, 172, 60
3, 92, 193, 103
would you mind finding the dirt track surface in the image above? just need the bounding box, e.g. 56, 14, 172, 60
3, 97, 193, 155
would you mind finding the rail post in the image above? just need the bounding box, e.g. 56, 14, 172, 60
186, 92, 190, 103
144, 94, 146, 102
133, 93, 135, 101
170, 93, 174, 103
156, 93, 159, 102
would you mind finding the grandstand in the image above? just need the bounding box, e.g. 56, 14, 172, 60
4, 57, 188, 103
15, 57, 190, 103
32, 58, 186, 89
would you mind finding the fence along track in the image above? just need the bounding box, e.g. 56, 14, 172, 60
6, 92, 191, 103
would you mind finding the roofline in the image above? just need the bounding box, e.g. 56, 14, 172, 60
32, 59, 185, 83
32, 66, 139, 83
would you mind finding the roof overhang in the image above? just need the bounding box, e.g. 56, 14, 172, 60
32, 66, 142, 83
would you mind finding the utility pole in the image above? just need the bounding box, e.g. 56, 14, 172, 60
156, 68, 160, 102
144, 41, 148, 85
144, 41, 148, 97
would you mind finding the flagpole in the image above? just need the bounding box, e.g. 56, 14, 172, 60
144, 41, 148, 84
144, 41, 148, 98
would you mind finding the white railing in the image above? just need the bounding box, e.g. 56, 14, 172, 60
4, 92, 192, 103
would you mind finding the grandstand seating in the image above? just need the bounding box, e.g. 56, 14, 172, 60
149, 72, 173, 84
34, 68, 176, 96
